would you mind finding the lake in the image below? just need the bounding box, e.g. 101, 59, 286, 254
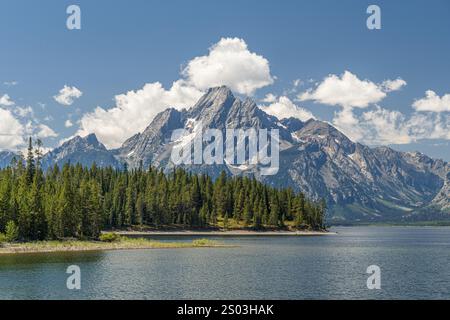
1, 226, 450, 299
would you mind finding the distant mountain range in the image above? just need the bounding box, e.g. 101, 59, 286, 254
0, 151, 17, 169
42, 134, 120, 169
2, 86, 449, 222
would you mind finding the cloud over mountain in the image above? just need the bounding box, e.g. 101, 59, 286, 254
54, 85, 83, 106
259, 96, 315, 122
298, 71, 403, 108
76, 38, 274, 149
292, 70, 448, 146
413, 90, 450, 112
0, 108, 24, 149
77, 81, 203, 149
0, 94, 15, 107
333, 106, 450, 145
182, 37, 274, 96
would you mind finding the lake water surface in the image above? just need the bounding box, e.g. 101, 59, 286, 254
1, 226, 450, 299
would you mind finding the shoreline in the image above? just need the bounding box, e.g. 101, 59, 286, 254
115, 230, 334, 236
0, 238, 226, 255
0, 230, 333, 255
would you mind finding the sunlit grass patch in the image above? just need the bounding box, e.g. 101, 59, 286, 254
0, 236, 225, 254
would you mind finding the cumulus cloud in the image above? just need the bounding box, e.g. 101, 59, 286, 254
53, 85, 83, 106
77, 81, 203, 148
360, 107, 412, 144
295, 71, 419, 144
36, 124, 58, 138
0, 94, 15, 106
261, 93, 277, 103
298, 71, 404, 108
65, 119, 74, 128
407, 113, 450, 140
382, 78, 407, 92
259, 96, 315, 122
182, 37, 274, 95
412, 90, 450, 112
0, 108, 24, 150
332, 106, 450, 145
76, 38, 276, 148
332, 108, 367, 142
0, 105, 58, 150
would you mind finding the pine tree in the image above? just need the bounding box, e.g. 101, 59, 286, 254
269, 193, 280, 227
243, 200, 252, 226
58, 165, 79, 237
0, 170, 12, 232
213, 171, 228, 219
125, 178, 137, 225
88, 180, 102, 238
29, 170, 47, 240
135, 193, 145, 226
5, 220, 19, 242
233, 188, 244, 222
17, 171, 31, 239
25, 137, 35, 185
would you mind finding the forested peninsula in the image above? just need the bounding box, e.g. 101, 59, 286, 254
0, 139, 326, 247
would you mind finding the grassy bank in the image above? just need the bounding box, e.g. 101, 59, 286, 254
0, 237, 224, 255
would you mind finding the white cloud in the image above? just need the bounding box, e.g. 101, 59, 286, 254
261, 93, 277, 103
259, 96, 315, 122
295, 71, 419, 144
65, 119, 74, 128
298, 71, 404, 108
407, 113, 450, 140
0, 94, 15, 106
36, 124, 58, 138
53, 85, 82, 106
382, 78, 407, 92
182, 37, 274, 95
412, 90, 450, 112
14, 106, 34, 117
332, 106, 450, 145
0, 108, 24, 150
360, 107, 412, 144
77, 80, 203, 148
76, 37, 276, 148
0, 105, 58, 150
332, 108, 366, 142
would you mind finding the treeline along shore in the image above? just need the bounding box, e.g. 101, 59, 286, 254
0, 138, 326, 243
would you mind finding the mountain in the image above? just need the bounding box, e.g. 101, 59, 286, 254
42, 133, 120, 170
116, 107, 184, 169
115, 86, 292, 173
3, 86, 448, 222
266, 120, 450, 221
0, 151, 19, 168
112, 86, 449, 222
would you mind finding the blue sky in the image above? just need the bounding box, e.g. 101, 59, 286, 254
0, 0, 449, 160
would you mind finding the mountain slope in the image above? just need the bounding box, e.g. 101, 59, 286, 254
42, 134, 120, 170
0, 151, 19, 168
113, 87, 449, 221
266, 120, 449, 221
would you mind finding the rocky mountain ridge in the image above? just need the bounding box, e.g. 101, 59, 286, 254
1, 86, 448, 222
